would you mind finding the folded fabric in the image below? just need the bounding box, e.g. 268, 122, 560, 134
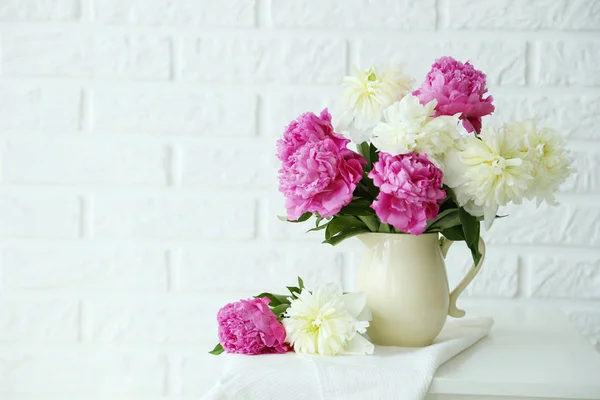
202, 317, 493, 400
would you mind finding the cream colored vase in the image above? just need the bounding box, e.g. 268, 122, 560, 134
356, 232, 486, 347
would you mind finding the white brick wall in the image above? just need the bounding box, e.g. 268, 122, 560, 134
0, 0, 598, 398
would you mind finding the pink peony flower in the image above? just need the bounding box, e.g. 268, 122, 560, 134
413, 56, 494, 134
217, 297, 290, 355
369, 152, 446, 235
277, 109, 366, 220
277, 109, 349, 168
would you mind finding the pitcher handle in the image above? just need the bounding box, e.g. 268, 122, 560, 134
439, 236, 486, 318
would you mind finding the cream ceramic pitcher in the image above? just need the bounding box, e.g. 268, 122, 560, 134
356, 232, 486, 347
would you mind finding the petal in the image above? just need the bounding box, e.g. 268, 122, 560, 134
463, 201, 484, 217
355, 319, 370, 334
342, 334, 375, 355
349, 127, 373, 144
442, 148, 469, 188
342, 292, 368, 318
321, 282, 344, 298
483, 204, 499, 231
356, 305, 372, 323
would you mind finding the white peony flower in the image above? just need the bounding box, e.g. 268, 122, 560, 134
371, 95, 460, 158
282, 283, 374, 356
338, 64, 415, 144
444, 127, 533, 229
505, 119, 573, 206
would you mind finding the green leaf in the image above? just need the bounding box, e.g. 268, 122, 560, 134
358, 142, 379, 172
271, 303, 291, 317
283, 212, 312, 223
209, 343, 224, 355
298, 277, 304, 290
297, 212, 312, 222
323, 215, 370, 246
323, 227, 370, 246
458, 208, 479, 245
340, 199, 376, 216
278, 212, 312, 223
327, 215, 367, 237
472, 248, 482, 265
325, 218, 334, 240
433, 207, 458, 221
458, 208, 482, 265
378, 223, 392, 233
352, 183, 372, 199
287, 286, 300, 297
440, 225, 465, 241
369, 143, 379, 166
426, 208, 461, 232
307, 222, 328, 232
443, 187, 460, 205
476, 214, 509, 221
362, 173, 380, 199
438, 191, 458, 213
254, 292, 289, 307
358, 142, 371, 166
358, 215, 380, 232
314, 215, 324, 227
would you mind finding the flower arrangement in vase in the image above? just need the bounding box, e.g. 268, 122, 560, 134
276, 56, 574, 346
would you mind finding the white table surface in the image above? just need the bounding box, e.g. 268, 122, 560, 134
425, 305, 600, 400
207, 305, 600, 400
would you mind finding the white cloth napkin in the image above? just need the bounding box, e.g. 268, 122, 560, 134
202, 317, 493, 400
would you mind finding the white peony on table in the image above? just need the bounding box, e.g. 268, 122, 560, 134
203, 305, 600, 400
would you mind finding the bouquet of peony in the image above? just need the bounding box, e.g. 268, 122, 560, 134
277, 56, 573, 265
210, 278, 374, 356
209, 56, 573, 359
